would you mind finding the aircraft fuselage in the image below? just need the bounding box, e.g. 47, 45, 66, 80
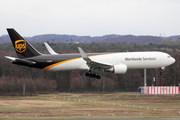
16, 51, 175, 72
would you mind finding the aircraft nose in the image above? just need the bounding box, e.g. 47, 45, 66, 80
171, 57, 176, 64
172, 57, 175, 63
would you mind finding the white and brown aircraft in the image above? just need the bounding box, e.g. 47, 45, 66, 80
5, 28, 175, 79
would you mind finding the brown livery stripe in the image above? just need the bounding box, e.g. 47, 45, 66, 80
43, 57, 82, 70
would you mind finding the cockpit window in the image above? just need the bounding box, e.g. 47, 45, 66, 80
167, 56, 171, 58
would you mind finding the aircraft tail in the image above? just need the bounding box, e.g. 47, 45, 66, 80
7, 28, 41, 58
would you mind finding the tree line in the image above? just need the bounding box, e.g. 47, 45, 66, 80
0, 42, 180, 95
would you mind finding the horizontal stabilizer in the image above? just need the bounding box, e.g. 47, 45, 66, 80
15, 59, 36, 65
5, 56, 36, 65
5, 56, 18, 61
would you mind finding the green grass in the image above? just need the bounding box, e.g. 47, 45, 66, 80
0, 92, 180, 119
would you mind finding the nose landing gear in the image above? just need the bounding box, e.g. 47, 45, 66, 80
160, 67, 165, 75
160, 71, 164, 75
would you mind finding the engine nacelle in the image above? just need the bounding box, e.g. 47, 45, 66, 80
105, 64, 127, 74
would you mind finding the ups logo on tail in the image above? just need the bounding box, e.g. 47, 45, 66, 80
15, 40, 26, 53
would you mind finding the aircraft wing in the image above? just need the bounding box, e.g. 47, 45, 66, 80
44, 42, 58, 55
86, 60, 113, 69
78, 47, 112, 69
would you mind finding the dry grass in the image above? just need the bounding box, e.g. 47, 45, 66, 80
0, 92, 180, 119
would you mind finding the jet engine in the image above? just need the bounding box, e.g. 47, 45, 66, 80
105, 64, 127, 74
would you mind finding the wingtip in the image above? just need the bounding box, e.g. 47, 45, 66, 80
6, 28, 14, 30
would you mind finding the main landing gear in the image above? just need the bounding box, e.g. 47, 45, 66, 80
85, 72, 101, 79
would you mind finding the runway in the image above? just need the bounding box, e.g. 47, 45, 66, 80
68, 118, 180, 120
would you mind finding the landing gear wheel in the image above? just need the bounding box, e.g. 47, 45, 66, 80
160, 71, 164, 75
85, 72, 90, 76
96, 75, 101, 79
85, 71, 101, 79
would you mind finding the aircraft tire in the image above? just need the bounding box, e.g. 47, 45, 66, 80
160, 71, 164, 75
96, 75, 101, 79
88, 74, 101, 79
85, 72, 90, 76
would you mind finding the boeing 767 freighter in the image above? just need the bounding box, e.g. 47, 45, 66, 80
5, 28, 175, 79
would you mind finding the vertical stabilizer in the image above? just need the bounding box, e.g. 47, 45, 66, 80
7, 28, 41, 58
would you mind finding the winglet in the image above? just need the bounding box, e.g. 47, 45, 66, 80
44, 42, 58, 55
78, 47, 91, 62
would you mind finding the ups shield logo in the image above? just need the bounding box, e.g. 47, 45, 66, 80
15, 40, 26, 53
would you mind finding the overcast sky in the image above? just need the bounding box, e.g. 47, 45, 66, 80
0, 0, 180, 37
